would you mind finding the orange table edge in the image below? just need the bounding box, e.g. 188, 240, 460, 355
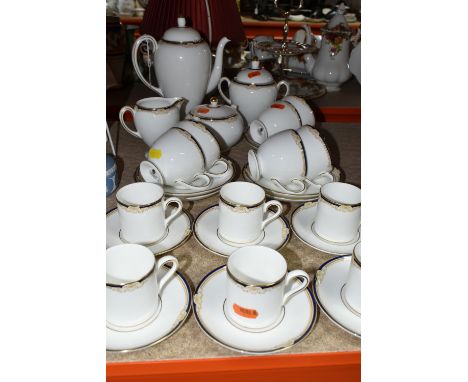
107, 350, 361, 382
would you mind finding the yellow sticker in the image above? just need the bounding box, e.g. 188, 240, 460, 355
149, 149, 162, 159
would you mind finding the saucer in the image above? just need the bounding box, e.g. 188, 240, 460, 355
135, 159, 239, 201
106, 206, 192, 255
291, 202, 360, 255
243, 165, 341, 203
313, 255, 360, 336
244, 130, 260, 149
194, 205, 290, 258
193, 265, 317, 354
107, 266, 192, 352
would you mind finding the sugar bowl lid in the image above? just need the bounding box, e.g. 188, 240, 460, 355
234, 59, 274, 85
162, 17, 202, 43
190, 97, 237, 120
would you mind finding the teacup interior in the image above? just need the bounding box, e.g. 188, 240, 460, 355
228, 246, 287, 285
106, 244, 154, 285
137, 97, 175, 110
116, 182, 163, 206
321, 182, 361, 205
220, 182, 265, 206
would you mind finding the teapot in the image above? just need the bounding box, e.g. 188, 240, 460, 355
312, 3, 352, 91
132, 17, 230, 113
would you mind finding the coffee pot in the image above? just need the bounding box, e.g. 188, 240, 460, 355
132, 17, 230, 113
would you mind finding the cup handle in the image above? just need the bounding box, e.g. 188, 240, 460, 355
261, 200, 283, 230
276, 80, 290, 99
304, 172, 334, 187
282, 270, 310, 306
175, 173, 212, 191
218, 77, 232, 105
205, 158, 229, 178
163, 197, 183, 228
270, 178, 307, 194
156, 255, 178, 291
139, 161, 164, 184
119, 106, 141, 139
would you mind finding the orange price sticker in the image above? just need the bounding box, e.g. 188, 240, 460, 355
197, 107, 210, 114
248, 71, 262, 78
271, 103, 285, 109
233, 304, 259, 319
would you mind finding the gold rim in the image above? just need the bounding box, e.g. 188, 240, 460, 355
233, 78, 275, 87
283, 99, 303, 126
116, 197, 163, 210
135, 99, 181, 111
193, 205, 291, 258
106, 263, 156, 289
226, 265, 286, 289
219, 195, 265, 210
290, 130, 307, 178
352, 244, 361, 268
106, 208, 193, 256
161, 38, 204, 45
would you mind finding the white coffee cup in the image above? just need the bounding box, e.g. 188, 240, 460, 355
225, 246, 310, 331
218, 182, 283, 246
343, 242, 361, 315
119, 97, 184, 147
283, 96, 316, 127
106, 244, 178, 330
139, 127, 216, 191
249, 100, 302, 144
116, 182, 182, 245
313, 182, 361, 243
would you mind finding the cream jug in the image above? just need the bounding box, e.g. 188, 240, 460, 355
132, 17, 230, 113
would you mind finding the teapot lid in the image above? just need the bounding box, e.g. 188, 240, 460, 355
190, 97, 237, 120
327, 2, 350, 29
162, 17, 203, 43
234, 59, 274, 86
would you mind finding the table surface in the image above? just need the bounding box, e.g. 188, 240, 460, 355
106, 118, 360, 363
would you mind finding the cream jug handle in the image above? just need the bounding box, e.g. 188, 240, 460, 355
276, 80, 290, 99
156, 255, 178, 291
282, 270, 310, 306
218, 77, 232, 105
132, 35, 164, 96
163, 197, 183, 229
119, 106, 141, 139
270, 178, 307, 194
261, 200, 283, 230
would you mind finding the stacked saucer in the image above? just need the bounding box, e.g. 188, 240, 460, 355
292, 182, 361, 255
313, 243, 361, 336
194, 182, 290, 257
193, 246, 317, 354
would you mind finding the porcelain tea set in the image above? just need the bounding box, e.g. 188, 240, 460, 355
107, 16, 361, 353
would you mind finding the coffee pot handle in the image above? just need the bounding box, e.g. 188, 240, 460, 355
156, 255, 179, 291
282, 270, 310, 306
276, 80, 290, 99
132, 35, 164, 96
163, 197, 183, 228
119, 106, 141, 139
218, 77, 232, 105
261, 200, 283, 230
270, 178, 308, 194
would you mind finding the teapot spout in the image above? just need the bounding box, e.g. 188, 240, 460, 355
206, 37, 230, 94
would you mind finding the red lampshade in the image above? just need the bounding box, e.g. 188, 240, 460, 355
140, 0, 246, 47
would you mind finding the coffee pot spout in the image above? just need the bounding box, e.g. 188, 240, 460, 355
206, 37, 230, 94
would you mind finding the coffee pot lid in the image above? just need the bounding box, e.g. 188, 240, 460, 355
327, 2, 350, 29
190, 97, 237, 120
162, 17, 203, 43
234, 59, 274, 85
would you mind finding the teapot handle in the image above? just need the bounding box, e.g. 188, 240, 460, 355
276, 80, 290, 99
132, 35, 164, 96
218, 77, 232, 105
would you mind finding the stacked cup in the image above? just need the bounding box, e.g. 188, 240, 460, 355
248, 125, 334, 194
342, 242, 361, 316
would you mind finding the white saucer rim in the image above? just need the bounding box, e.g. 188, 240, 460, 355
244, 130, 260, 149
106, 207, 193, 256
291, 203, 358, 255
313, 255, 361, 337
193, 205, 291, 258
106, 268, 193, 353
193, 265, 318, 355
